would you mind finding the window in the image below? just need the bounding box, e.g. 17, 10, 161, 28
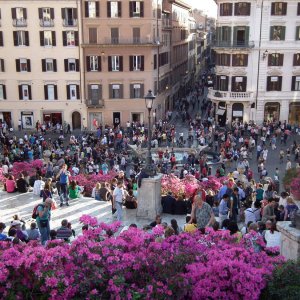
61, 8, 77, 26
231, 76, 247, 92
107, 1, 121, 18
62, 31, 79, 46
0, 59, 4, 72
88, 84, 102, 104
16, 58, 31, 72
292, 76, 300, 91
13, 31, 29, 46
270, 26, 285, 40
215, 75, 229, 91
129, 1, 144, 17
267, 76, 282, 91
159, 52, 169, 67
298, 3, 300, 15
12, 7, 27, 26
108, 55, 123, 71
86, 55, 101, 71
44, 84, 57, 100
232, 54, 248, 66
216, 53, 230, 66
64, 59, 79, 72
19, 84, 32, 100
89, 28, 97, 44
67, 84, 80, 100
154, 54, 157, 70
109, 84, 123, 99
42, 58, 57, 72
216, 26, 231, 45
220, 3, 232, 16
271, 2, 287, 15
0, 85, 6, 100
40, 31, 56, 46
130, 83, 144, 98
293, 53, 300, 66
85, 1, 99, 18
296, 26, 300, 40
133, 27, 140, 43
111, 28, 119, 44
234, 2, 251, 16
129, 55, 144, 71
0, 32, 3, 47
38, 7, 54, 25
268, 53, 284, 66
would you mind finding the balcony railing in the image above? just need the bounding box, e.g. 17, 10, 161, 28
39, 19, 54, 27
62, 19, 78, 27
12, 18, 27, 27
103, 37, 155, 45
208, 87, 254, 101
86, 99, 104, 108
162, 19, 172, 29
213, 40, 255, 48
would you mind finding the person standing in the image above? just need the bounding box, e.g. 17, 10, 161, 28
36, 198, 53, 245
218, 194, 230, 226
113, 181, 125, 221
229, 187, 240, 222
56, 164, 70, 207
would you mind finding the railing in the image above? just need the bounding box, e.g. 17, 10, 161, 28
213, 40, 255, 48
162, 18, 172, 28
103, 37, 154, 45
62, 19, 78, 27
39, 19, 54, 27
86, 99, 104, 108
12, 18, 27, 27
208, 87, 254, 100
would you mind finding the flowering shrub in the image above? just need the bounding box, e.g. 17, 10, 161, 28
0, 216, 284, 299
290, 171, 300, 199
9, 159, 44, 179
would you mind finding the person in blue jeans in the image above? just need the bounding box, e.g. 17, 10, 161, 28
56, 164, 70, 207
113, 181, 125, 221
36, 198, 53, 245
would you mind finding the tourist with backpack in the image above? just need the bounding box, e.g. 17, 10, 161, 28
56, 164, 70, 207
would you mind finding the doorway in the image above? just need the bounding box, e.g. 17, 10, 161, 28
131, 113, 144, 124
72, 111, 81, 130
113, 112, 121, 127
264, 102, 280, 122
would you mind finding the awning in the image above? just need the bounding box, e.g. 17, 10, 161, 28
163, 10, 171, 14
216, 109, 226, 116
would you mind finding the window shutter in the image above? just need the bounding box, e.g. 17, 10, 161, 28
245, 54, 248, 66
25, 31, 29, 46
0, 32, 3, 46
243, 77, 247, 91
62, 31, 67, 46
268, 54, 272, 66
98, 56, 101, 71
293, 54, 298, 66
53, 59, 57, 72
282, 3, 287, 15
11, 8, 16, 19
233, 26, 237, 45
140, 56, 144, 71
13, 31, 18, 46
270, 26, 273, 40
52, 31, 56, 46
44, 85, 48, 100
39, 31, 44, 46
18, 85, 22, 100
88, 84, 92, 100
140, 2, 144, 17
99, 85, 102, 99
16, 59, 20, 72
118, 2, 122, 17
267, 77, 271, 91
140, 84, 144, 98
96, 2, 100, 17
271, 3, 275, 15
0, 59, 4, 72
245, 26, 250, 43
27, 59, 31, 72
28, 85, 32, 100
76, 85, 80, 99
291, 76, 296, 91
23, 8, 27, 19
50, 8, 55, 19
281, 27, 285, 40
120, 84, 124, 98
75, 31, 79, 46
64, 59, 68, 72
129, 2, 133, 18
130, 84, 134, 98
216, 27, 221, 43
3, 85, 6, 99
66, 85, 70, 99
42, 59, 46, 72
279, 54, 284, 66
119, 56, 123, 71
231, 77, 235, 92
109, 84, 113, 98
73, 8, 78, 19
129, 56, 133, 71
86, 56, 91, 71
278, 77, 282, 91
225, 76, 229, 91
54, 85, 58, 99
38, 8, 43, 19
296, 26, 300, 40
85, 2, 89, 17
61, 8, 65, 19
107, 2, 111, 17
76, 59, 80, 71
108, 56, 112, 71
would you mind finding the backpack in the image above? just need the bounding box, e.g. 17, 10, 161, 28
32, 204, 44, 219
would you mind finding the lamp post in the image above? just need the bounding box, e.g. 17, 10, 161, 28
144, 90, 156, 177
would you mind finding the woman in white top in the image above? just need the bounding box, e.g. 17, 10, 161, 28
33, 176, 45, 196
264, 223, 281, 248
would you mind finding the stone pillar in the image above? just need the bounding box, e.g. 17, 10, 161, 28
279, 100, 289, 122
226, 103, 232, 125
277, 221, 300, 260
136, 174, 163, 220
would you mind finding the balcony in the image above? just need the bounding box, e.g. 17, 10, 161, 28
162, 19, 172, 29
39, 19, 54, 27
213, 40, 255, 49
86, 99, 104, 108
103, 37, 155, 45
12, 18, 27, 27
208, 87, 254, 102
62, 19, 78, 27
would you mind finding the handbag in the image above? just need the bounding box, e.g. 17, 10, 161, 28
51, 199, 58, 210
39, 219, 49, 228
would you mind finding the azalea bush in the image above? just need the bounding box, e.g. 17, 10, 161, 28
290, 172, 300, 200
0, 215, 284, 299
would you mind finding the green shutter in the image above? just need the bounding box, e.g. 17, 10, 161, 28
281, 26, 285, 40
245, 26, 250, 43
270, 26, 274, 40
296, 26, 300, 41
233, 26, 238, 45
216, 27, 221, 45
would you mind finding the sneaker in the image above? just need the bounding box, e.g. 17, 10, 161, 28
60, 203, 63, 207
66, 203, 70, 206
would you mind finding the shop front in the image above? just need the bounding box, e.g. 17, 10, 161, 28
21, 111, 34, 129
0, 112, 13, 128
89, 112, 102, 130
43, 112, 62, 126
264, 102, 280, 122
289, 103, 300, 125
232, 103, 244, 123
216, 101, 226, 127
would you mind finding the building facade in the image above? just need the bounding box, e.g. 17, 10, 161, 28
209, 0, 300, 126
0, 0, 86, 130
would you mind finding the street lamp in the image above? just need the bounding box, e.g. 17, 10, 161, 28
144, 90, 156, 177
